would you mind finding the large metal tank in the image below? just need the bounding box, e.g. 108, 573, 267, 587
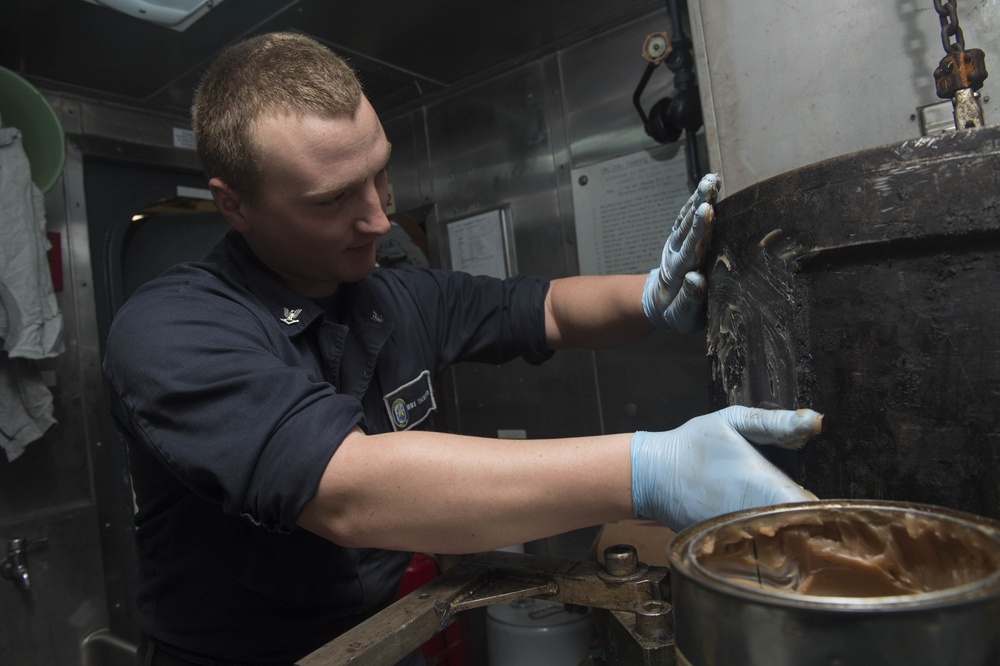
706, 125, 1000, 519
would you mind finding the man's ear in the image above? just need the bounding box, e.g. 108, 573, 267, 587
209, 177, 251, 233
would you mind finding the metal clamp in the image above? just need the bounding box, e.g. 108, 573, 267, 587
297, 545, 673, 666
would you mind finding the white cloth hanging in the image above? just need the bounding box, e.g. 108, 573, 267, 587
0, 354, 56, 460
0, 126, 63, 461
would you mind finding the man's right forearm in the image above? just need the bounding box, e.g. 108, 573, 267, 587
296, 427, 635, 554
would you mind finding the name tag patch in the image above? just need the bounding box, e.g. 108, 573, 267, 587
383, 370, 436, 431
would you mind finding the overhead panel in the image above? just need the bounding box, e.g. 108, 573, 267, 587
81, 0, 226, 30
1, 0, 662, 118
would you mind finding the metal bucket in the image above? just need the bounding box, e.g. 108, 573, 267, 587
667, 500, 1000, 666
486, 598, 595, 666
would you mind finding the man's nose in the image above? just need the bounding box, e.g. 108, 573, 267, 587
357, 183, 391, 235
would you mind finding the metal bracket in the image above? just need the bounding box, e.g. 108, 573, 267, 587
297, 547, 674, 666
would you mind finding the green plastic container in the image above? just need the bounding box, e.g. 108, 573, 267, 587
0, 65, 66, 194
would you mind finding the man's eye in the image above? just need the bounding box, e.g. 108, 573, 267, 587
318, 193, 346, 206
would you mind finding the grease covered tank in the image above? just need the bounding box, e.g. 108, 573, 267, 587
706, 125, 1000, 519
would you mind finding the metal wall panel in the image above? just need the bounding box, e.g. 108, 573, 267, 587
561, 10, 678, 168
383, 113, 431, 213
560, 9, 713, 435
383, 7, 713, 444
422, 61, 607, 444
384, 8, 714, 554
0, 506, 109, 665
1, 141, 112, 663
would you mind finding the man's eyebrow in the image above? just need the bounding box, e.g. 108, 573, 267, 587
304, 142, 393, 200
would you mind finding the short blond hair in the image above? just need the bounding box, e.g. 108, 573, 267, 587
192, 32, 364, 202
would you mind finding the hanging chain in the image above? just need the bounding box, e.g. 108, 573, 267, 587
932, 0, 966, 53
930, 0, 988, 129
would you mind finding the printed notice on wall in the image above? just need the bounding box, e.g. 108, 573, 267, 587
571, 147, 690, 276
447, 208, 510, 279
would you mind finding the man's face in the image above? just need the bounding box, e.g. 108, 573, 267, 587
233, 97, 392, 298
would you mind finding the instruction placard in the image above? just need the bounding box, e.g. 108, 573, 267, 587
572, 147, 690, 276
447, 208, 511, 278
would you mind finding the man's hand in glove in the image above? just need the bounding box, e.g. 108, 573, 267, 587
642, 173, 720, 334
631, 405, 823, 533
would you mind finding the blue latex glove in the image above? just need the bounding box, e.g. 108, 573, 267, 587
642, 173, 720, 333
631, 406, 823, 533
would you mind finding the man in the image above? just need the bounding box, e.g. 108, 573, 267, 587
103, 32, 822, 666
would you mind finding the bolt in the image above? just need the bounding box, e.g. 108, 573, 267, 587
603, 544, 638, 577
634, 599, 672, 641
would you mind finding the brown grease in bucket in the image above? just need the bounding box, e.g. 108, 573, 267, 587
694, 509, 1000, 597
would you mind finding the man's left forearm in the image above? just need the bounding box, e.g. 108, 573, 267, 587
544, 274, 653, 350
